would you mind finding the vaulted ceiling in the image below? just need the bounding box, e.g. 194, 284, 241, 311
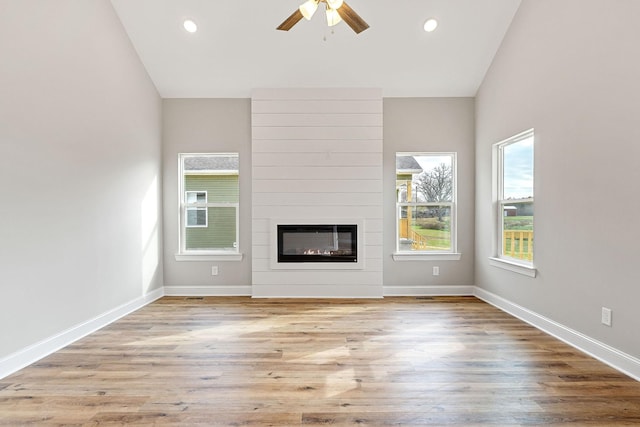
110, 0, 521, 98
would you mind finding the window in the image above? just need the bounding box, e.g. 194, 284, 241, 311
394, 153, 458, 259
185, 191, 207, 227
178, 153, 239, 256
496, 129, 534, 267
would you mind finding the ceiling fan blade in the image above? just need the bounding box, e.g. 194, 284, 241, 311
336, 1, 369, 34
277, 9, 304, 31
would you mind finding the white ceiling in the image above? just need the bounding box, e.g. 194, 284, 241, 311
109, 0, 521, 98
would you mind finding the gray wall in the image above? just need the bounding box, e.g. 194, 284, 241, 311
475, 0, 640, 358
162, 99, 252, 289
384, 98, 476, 290
0, 0, 163, 358
163, 97, 475, 292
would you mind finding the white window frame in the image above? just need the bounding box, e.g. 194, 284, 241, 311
176, 153, 243, 262
490, 129, 536, 277
393, 152, 461, 261
185, 191, 208, 228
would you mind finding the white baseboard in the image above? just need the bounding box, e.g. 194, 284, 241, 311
163, 285, 252, 296
251, 284, 383, 298
165, 284, 474, 298
474, 287, 640, 381
0, 287, 164, 380
384, 285, 475, 296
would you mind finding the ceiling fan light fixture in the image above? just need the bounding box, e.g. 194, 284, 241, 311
423, 18, 438, 32
299, 0, 319, 20
276, 0, 368, 33
183, 19, 198, 33
326, 7, 342, 26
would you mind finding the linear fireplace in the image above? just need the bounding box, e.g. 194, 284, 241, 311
277, 224, 358, 263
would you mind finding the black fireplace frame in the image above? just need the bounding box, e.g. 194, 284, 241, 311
277, 224, 358, 263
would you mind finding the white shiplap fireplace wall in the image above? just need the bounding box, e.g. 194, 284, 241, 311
251, 88, 383, 297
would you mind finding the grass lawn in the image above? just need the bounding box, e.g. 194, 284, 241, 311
504, 216, 533, 230
411, 218, 451, 250
416, 228, 451, 249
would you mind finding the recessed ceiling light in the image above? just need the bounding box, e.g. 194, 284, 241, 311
183, 19, 198, 33
423, 18, 438, 32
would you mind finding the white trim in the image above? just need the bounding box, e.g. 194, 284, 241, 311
489, 256, 537, 277
0, 288, 164, 380
185, 170, 239, 176
174, 252, 244, 262
164, 285, 252, 296
395, 152, 458, 255
495, 128, 535, 146
384, 285, 474, 296
252, 284, 383, 298
178, 152, 240, 255
393, 252, 462, 261
252, 295, 382, 299
474, 287, 640, 382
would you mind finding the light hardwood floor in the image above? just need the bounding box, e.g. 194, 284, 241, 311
1, 296, 639, 426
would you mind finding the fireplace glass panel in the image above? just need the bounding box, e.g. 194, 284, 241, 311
277, 224, 357, 263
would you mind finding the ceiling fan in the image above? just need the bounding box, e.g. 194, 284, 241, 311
277, 0, 369, 34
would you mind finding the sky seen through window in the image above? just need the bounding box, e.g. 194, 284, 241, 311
503, 136, 534, 200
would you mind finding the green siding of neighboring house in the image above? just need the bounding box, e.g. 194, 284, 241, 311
185, 175, 238, 203
185, 174, 238, 250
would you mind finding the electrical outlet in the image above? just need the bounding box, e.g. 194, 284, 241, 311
211, 266, 219, 276
601, 307, 612, 326
433, 266, 439, 276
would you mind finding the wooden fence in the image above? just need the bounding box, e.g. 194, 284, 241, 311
400, 219, 533, 260
503, 230, 533, 261
410, 229, 429, 250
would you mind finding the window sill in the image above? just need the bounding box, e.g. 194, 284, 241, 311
489, 257, 536, 277
393, 252, 462, 261
175, 252, 244, 262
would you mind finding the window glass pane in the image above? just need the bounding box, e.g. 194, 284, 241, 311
501, 201, 533, 261
186, 191, 206, 204
396, 153, 455, 253
186, 207, 207, 227
181, 153, 239, 253
414, 155, 453, 203
396, 155, 453, 203
398, 205, 451, 252
503, 137, 534, 200
498, 131, 534, 264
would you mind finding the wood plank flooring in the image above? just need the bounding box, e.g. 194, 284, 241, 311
1, 296, 640, 426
